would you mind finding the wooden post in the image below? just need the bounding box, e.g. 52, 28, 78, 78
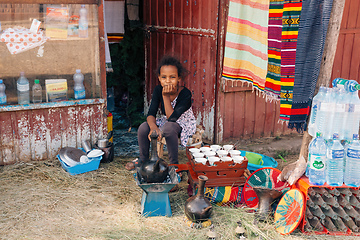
299, 0, 346, 160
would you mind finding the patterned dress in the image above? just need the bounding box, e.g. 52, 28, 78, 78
156, 96, 196, 146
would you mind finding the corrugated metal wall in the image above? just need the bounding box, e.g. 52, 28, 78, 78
331, 0, 360, 83
143, 0, 219, 142
144, 0, 295, 143
0, 103, 107, 165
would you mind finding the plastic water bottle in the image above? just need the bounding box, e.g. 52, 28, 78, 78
73, 69, 86, 99
308, 86, 327, 137
17, 72, 30, 104
32, 79, 42, 103
326, 133, 344, 186
79, 5, 88, 38
344, 134, 360, 187
329, 87, 347, 139
0, 79, 6, 105
332, 78, 348, 88
308, 132, 327, 185
344, 80, 360, 140
315, 88, 334, 139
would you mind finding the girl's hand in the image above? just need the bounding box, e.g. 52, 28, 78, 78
162, 84, 177, 95
148, 127, 162, 141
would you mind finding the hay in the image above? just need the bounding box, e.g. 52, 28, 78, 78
0, 143, 356, 239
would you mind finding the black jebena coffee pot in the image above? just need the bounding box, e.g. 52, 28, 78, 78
137, 131, 169, 183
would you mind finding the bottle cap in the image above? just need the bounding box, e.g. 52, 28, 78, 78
0, 79, 2, 84
34, 79, 39, 84
76, 69, 81, 73
345, 80, 358, 93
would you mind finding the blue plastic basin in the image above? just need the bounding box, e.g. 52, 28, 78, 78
239, 150, 278, 172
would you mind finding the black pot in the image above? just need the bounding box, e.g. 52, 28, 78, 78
137, 131, 169, 183
184, 175, 213, 222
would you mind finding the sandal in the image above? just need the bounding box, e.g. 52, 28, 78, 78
125, 158, 139, 171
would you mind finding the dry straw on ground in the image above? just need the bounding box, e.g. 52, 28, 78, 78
0, 139, 359, 239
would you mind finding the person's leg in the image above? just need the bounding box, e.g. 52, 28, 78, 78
137, 122, 150, 164
125, 122, 150, 170
162, 121, 181, 164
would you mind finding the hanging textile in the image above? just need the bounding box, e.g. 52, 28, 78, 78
288, 0, 334, 132
265, 0, 284, 99
222, 0, 270, 92
279, 0, 302, 121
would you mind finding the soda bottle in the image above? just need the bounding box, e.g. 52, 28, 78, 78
78, 5, 88, 38
17, 72, 30, 104
0, 79, 6, 105
73, 69, 86, 99
326, 133, 344, 186
344, 134, 360, 187
308, 86, 327, 137
32, 79, 42, 103
308, 132, 327, 185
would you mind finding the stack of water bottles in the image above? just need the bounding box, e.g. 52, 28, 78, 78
307, 78, 360, 187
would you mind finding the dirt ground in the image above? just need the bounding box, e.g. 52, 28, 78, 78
1, 134, 359, 240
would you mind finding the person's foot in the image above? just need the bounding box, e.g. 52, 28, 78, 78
125, 158, 139, 171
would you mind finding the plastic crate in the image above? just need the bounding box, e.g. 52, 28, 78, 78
186, 147, 248, 187
57, 149, 102, 175
295, 176, 360, 236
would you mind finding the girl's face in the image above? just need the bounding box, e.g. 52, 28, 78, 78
158, 65, 180, 88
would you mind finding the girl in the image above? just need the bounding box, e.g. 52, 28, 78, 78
126, 56, 196, 170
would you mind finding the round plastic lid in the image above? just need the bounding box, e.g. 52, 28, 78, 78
274, 188, 305, 235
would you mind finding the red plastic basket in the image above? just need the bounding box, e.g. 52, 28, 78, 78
295, 176, 360, 236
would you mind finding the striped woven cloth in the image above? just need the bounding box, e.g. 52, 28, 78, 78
265, 0, 284, 99
288, 0, 333, 132
222, 0, 269, 91
204, 186, 244, 205
279, 0, 302, 121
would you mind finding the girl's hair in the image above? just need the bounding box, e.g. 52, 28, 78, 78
156, 56, 188, 78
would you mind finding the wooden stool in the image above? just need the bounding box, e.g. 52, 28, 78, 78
157, 125, 204, 158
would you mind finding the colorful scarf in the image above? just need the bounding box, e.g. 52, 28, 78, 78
279, 0, 302, 121
222, 0, 269, 91
265, 0, 284, 99
288, 0, 334, 132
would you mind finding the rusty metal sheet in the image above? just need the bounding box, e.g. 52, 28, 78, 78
144, 0, 219, 142
0, 103, 107, 165
332, 0, 360, 82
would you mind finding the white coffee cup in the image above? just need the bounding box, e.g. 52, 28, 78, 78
192, 152, 205, 158
217, 150, 228, 157
205, 151, 216, 158
210, 144, 222, 152
189, 148, 201, 154
223, 144, 234, 151
220, 156, 232, 162
200, 146, 211, 152
195, 157, 207, 165
232, 155, 244, 164
208, 156, 220, 166
229, 150, 241, 157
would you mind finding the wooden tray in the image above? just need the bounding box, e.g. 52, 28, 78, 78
183, 146, 248, 187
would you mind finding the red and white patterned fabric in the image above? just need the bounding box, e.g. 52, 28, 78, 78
0, 28, 48, 54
